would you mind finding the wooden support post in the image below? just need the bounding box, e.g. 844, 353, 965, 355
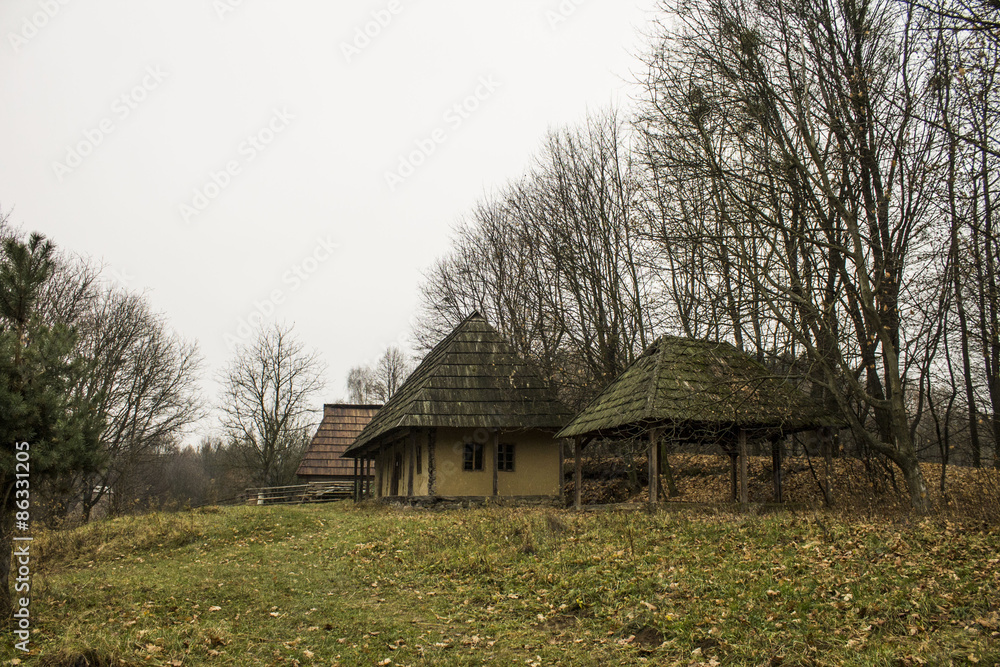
375, 446, 384, 499
772, 438, 783, 503
739, 428, 749, 507
660, 434, 679, 498
729, 453, 738, 502
574, 437, 582, 511
427, 428, 437, 497
407, 431, 416, 497
821, 427, 834, 507
492, 430, 499, 497
353, 457, 360, 502
648, 429, 660, 505
558, 440, 565, 505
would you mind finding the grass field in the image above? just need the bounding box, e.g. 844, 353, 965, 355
10, 501, 999, 666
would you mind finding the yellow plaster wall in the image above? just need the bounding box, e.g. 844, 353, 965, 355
432, 427, 562, 497
497, 429, 562, 497
372, 428, 562, 498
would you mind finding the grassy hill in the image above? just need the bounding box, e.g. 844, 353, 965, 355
12, 501, 1000, 666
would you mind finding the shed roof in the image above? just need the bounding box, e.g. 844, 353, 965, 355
557, 336, 835, 440
345, 313, 572, 456
297, 404, 381, 477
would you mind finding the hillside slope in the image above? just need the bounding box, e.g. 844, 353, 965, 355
16, 503, 1000, 666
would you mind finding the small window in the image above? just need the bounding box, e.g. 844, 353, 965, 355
463, 443, 484, 471
416, 443, 423, 474
497, 443, 515, 472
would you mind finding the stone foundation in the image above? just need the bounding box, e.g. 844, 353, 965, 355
377, 495, 562, 510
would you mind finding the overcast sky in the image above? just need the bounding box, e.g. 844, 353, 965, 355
1, 0, 656, 442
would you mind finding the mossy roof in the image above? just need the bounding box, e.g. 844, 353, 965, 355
557, 336, 836, 439
344, 313, 573, 456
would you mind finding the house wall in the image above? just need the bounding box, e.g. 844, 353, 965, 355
373, 427, 561, 498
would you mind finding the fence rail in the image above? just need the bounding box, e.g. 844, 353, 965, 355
243, 481, 358, 506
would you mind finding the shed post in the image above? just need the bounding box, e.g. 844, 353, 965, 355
739, 428, 749, 507
574, 436, 582, 511
729, 453, 738, 501
558, 439, 564, 505
375, 446, 383, 499
771, 437, 783, 503
821, 426, 834, 506
648, 429, 660, 504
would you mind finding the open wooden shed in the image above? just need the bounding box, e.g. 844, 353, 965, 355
557, 336, 837, 508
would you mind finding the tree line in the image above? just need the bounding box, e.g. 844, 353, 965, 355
415, 0, 999, 512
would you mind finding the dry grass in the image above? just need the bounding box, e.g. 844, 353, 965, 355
15, 502, 1000, 666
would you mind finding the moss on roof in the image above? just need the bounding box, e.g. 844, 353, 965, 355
557, 336, 836, 439
344, 313, 572, 456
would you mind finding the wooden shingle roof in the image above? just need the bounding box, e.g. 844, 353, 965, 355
557, 336, 836, 439
344, 313, 572, 456
297, 404, 381, 477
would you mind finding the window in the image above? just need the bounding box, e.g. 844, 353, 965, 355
416, 443, 423, 474
463, 442, 484, 471
497, 443, 515, 472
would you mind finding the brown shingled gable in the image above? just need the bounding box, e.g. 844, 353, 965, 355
297, 404, 382, 478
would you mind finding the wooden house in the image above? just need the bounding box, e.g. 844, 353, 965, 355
557, 336, 838, 507
297, 404, 382, 489
343, 313, 572, 505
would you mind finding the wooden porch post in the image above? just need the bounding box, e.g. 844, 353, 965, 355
353, 457, 360, 501
574, 437, 582, 511
427, 428, 437, 497
492, 430, 499, 497
739, 428, 749, 507
375, 445, 384, 499
407, 430, 416, 497
648, 429, 660, 504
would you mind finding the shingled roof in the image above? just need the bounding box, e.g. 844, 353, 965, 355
557, 336, 835, 440
297, 404, 381, 478
344, 313, 572, 456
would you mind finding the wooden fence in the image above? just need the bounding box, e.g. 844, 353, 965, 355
243, 480, 356, 506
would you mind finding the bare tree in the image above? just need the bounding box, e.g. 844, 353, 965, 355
66, 287, 204, 519
219, 323, 326, 486
415, 110, 658, 408
638, 0, 944, 511
346, 345, 412, 403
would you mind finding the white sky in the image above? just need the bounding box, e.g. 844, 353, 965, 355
0, 0, 656, 443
